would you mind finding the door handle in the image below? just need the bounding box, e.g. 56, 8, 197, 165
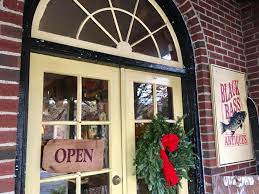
112, 175, 121, 185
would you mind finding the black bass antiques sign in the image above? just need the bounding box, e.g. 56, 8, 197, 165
42, 139, 104, 173
210, 65, 254, 166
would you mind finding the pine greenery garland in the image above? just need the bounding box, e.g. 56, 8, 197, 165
135, 116, 195, 194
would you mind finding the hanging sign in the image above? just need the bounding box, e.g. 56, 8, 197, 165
212, 176, 259, 193
210, 65, 254, 166
42, 139, 104, 173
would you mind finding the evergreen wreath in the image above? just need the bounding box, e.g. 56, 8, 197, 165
135, 116, 195, 194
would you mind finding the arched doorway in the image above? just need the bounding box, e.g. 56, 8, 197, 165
16, 0, 204, 194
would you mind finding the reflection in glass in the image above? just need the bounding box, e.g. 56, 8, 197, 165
129, 19, 149, 44
115, 11, 132, 41
135, 123, 149, 143
40, 179, 76, 194
94, 11, 120, 42
77, 0, 109, 13
112, 0, 136, 13
41, 125, 76, 179
82, 125, 109, 168
154, 28, 178, 61
82, 78, 109, 121
135, 123, 149, 194
42, 125, 76, 144
136, 0, 164, 32
81, 173, 109, 194
137, 179, 149, 194
43, 73, 77, 121
39, 0, 85, 38
79, 19, 117, 48
156, 85, 173, 119
134, 83, 154, 120
132, 37, 158, 57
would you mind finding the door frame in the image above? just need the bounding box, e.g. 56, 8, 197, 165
16, 0, 204, 193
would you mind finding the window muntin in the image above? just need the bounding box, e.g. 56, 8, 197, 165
134, 83, 154, 120
40, 73, 112, 193
32, 0, 183, 67
133, 82, 175, 122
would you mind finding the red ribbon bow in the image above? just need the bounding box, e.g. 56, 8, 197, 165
160, 134, 179, 187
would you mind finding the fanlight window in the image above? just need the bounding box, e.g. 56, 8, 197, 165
32, 0, 183, 67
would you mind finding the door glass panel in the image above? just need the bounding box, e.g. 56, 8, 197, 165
156, 85, 173, 119
135, 123, 149, 194
40, 178, 76, 194
135, 123, 149, 142
81, 125, 109, 168
41, 125, 76, 179
42, 125, 76, 143
81, 173, 109, 194
43, 73, 77, 121
134, 83, 154, 120
82, 78, 109, 121
137, 179, 149, 194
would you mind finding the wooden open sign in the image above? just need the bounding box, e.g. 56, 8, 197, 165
42, 139, 104, 173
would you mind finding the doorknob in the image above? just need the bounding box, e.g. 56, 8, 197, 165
112, 175, 121, 185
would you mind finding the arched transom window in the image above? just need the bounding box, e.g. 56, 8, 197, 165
32, 0, 183, 67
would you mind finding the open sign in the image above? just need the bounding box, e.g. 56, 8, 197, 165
42, 139, 104, 173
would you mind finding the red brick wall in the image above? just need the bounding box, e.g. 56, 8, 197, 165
0, 0, 23, 193
174, 0, 258, 193
242, 2, 259, 109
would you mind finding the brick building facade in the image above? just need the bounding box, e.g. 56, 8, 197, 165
0, 0, 258, 193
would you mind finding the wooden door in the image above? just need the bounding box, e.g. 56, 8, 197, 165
26, 53, 122, 194
122, 69, 188, 194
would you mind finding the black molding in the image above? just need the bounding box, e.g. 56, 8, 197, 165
15, 0, 39, 193
157, 0, 204, 193
30, 38, 186, 76
16, 0, 204, 193
247, 97, 259, 174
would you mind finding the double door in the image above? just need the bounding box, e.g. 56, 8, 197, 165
26, 53, 186, 194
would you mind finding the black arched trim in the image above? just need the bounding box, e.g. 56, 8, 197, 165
247, 97, 259, 174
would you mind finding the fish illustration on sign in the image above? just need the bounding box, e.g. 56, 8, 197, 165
221, 111, 246, 135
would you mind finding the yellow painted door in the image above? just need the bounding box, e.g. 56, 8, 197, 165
26, 53, 122, 194
122, 69, 188, 194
